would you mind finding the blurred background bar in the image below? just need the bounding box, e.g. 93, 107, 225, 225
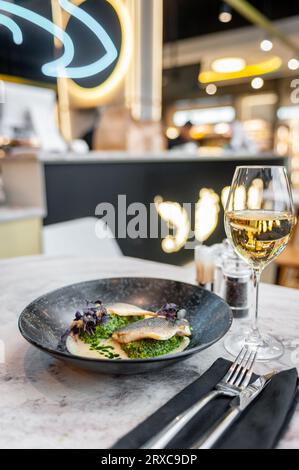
0, 0, 299, 287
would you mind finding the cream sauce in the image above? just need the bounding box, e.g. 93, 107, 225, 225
66, 335, 128, 360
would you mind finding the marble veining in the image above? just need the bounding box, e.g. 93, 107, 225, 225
0, 255, 299, 449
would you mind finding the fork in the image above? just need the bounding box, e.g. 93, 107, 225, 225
141, 346, 257, 449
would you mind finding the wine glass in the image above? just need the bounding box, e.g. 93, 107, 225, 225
224, 166, 296, 361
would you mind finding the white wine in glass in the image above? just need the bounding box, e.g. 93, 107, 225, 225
224, 166, 296, 361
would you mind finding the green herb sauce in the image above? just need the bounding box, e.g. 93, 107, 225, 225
121, 336, 184, 359
79, 314, 144, 359
79, 314, 185, 360
80, 315, 143, 341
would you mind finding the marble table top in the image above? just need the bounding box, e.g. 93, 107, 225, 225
1, 255, 299, 449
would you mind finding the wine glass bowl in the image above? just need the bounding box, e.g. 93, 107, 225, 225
224, 166, 296, 361
225, 211, 295, 270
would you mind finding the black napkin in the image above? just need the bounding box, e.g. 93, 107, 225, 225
113, 358, 298, 449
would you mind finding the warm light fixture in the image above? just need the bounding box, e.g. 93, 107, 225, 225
277, 106, 299, 120
221, 185, 246, 211
251, 77, 264, 89
206, 83, 217, 95
190, 125, 210, 139
166, 127, 179, 140
173, 106, 235, 127
248, 179, 264, 210
199, 56, 282, 83
219, 2, 232, 23
214, 122, 230, 135
219, 11, 232, 23
260, 38, 273, 52
63, 0, 133, 107
288, 58, 299, 71
212, 57, 246, 74
154, 196, 190, 254
221, 186, 230, 209
154, 182, 262, 253
195, 189, 220, 243
234, 186, 247, 211
51, 0, 119, 79
243, 119, 268, 132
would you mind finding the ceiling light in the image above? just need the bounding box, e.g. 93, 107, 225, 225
214, 122, 230, 135
219, 3, 232, 23
251, 77, 264, 89
166, 127, 179, 140
219, 11, 232, 23
199, 56, 282, 84
260, 38, 273, 52
212, 57, 246, 74
173, 106, 235, 127
206, 84, 217, 95
277, 106, 299, 120
288, 58, 299, 71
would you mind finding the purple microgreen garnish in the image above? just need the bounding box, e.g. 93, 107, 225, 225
75, 311, 82, 320
156, 303, 180, 320
71, 326, 80, 335
66, 300, 111, 338
101, 314, 110, 325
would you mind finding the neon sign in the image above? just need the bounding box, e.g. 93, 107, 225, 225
0, 12, 22, 45
0, 0, 124, 80
64, 0, 133, 107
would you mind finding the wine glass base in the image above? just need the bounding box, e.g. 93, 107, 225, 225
224, 332, 284, 362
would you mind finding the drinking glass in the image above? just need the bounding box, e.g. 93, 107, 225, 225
224, 166, 296, 361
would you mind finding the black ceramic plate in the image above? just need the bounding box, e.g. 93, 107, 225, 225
19, 277, 232, 375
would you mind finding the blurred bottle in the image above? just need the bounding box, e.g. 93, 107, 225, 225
195, 245, 215, 290
195, 239, 252, 319
220, 241, 252, 318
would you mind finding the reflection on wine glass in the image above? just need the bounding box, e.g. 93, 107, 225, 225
224, 166, 296, 361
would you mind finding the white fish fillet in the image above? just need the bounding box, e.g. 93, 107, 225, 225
112, 317, 191, 344
106, 303, 155, 317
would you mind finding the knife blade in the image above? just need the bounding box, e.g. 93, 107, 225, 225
193, 371, 275, 450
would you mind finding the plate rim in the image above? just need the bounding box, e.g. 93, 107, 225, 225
18, 276, 233, 364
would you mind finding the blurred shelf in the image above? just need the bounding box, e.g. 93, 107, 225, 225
0, 206, 45, 224
39, 150, 286, 165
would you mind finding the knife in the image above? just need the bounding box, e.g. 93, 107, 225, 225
193, 371, 275, 450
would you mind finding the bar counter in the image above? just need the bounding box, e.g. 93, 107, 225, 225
39, 150, 285, 164
42, 151, 286, 265
1, 150, 287, 264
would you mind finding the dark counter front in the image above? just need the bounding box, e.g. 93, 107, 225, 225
43, 155, 286, 265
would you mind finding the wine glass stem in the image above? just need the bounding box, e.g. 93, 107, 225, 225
252, 268, 261, 336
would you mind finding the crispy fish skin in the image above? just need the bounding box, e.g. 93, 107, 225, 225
112, 317, 191, 344
106, 303, 155, 317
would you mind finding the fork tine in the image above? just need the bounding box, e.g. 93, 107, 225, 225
234, 350, 257, 388
228, 347, 251, 385
236, 348, 258, 389
223, 347, 248, 383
